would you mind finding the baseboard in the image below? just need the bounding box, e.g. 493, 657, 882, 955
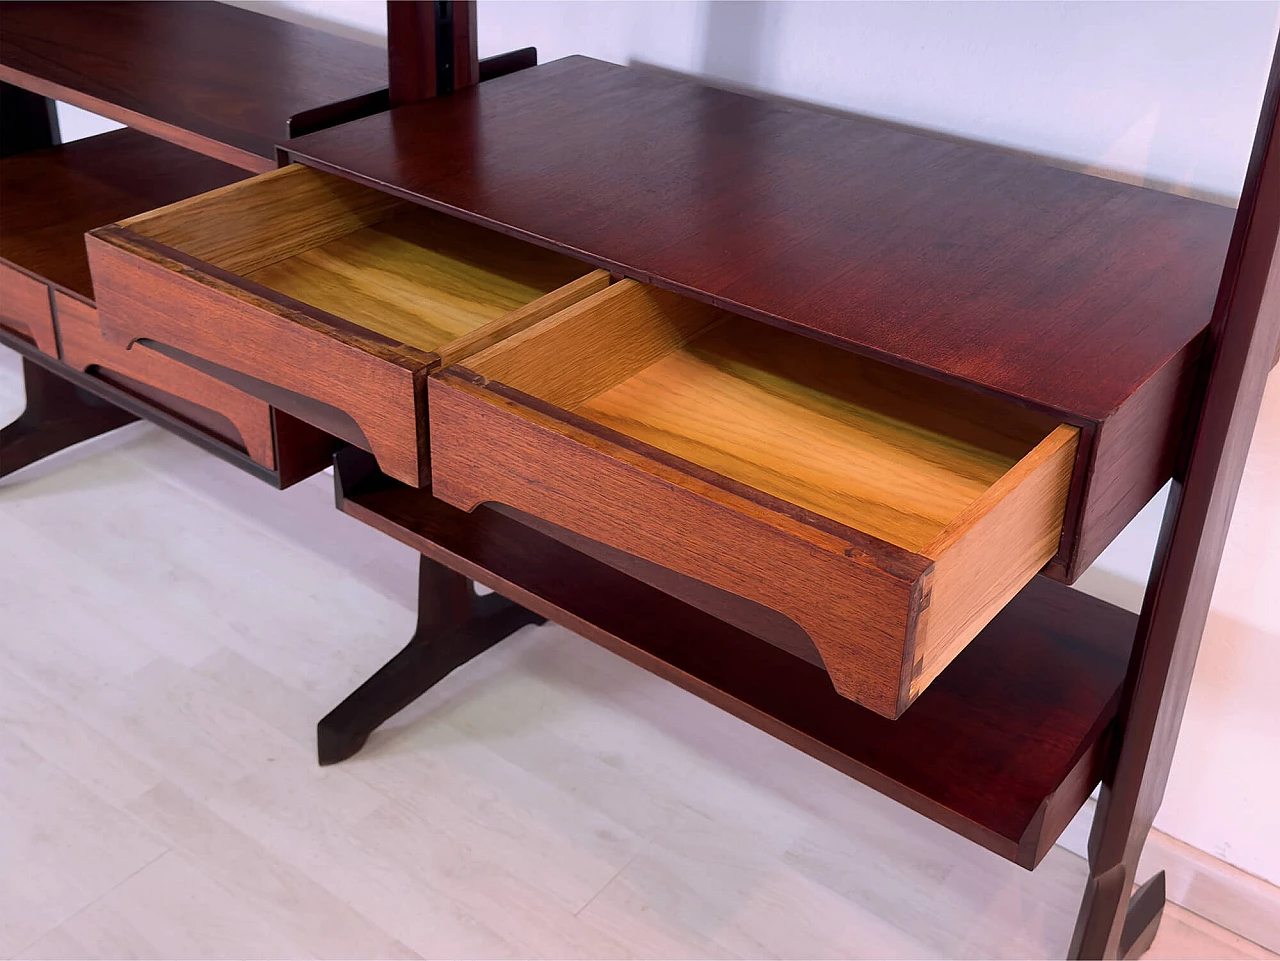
1056, 798, 1280, 953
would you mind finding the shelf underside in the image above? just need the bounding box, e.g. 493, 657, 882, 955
0, 1, 386, 170
285, 55, 1235, 422
0, 127, 246, 299
336, 454, 1138, 870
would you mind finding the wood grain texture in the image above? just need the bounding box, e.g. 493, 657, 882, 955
119, 164, 407, 278
283, 56, 1235, 425
431, 324, 1073, 718
430, 368, 926, 718
90, 167, 599, 486
914, 424, 1079, 700
490, 500, 827, 669
557, 299, 1059, 551
441, 279, 1075, 712
0, 260, 57, 357
386, 1, 479, 105
469, 279, 722, 410
387, 0, 438, 106
337, 462, 1137, 868
88, 228, 428, 485
0, 325, 283, 486
54, 292, 275, 468
244, 208, 594, 353
0, 1, 385, 169
0, 127, 246, 300
434, 269, 612, 367
281, 55, 1238, 581
1072, 339, 1204, 577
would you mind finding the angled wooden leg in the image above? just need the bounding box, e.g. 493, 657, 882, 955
1119, 871, 1166, 960
1071, 828, 1166, 960
1, 357, 138, 479
316, 553, 545, 765
1073, 39, 1279, 959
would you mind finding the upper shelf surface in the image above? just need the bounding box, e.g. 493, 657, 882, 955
285, 56, 1237, 421
0, 1, 385, 170
0, 127, 246, 300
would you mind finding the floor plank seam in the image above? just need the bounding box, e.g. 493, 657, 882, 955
10, 845, 172, 961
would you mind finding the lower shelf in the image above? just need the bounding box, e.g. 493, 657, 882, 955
334, 450, 1137, 870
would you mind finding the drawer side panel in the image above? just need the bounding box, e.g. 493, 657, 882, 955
913, 425, 1080, 704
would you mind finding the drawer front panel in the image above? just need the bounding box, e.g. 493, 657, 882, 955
84, 164, 608, 488
430, 370, 929, 719
429, 280, 1078, 718
1, 260, 58, 357
87, 229, 427, 484
55, 291, 277, 469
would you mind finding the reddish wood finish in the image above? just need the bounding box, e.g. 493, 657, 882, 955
283, 56, 1234, 423
86, 226, 436, 484
431, 365, 1077, 719
1068, 337, 1204, 576
288, 46, 538, 141
0, 1, 385, 170
0, 260, 57, 356
387, 1, 437, 106
272, 409, 344, 490
387, 1, 479, 106
1070, 41, 1280, 960
335, 451, 1136, 869
54, 292, 275, 468
281, 56, 1236, 581
430, 366, 924, 717
0, 127, 246, 300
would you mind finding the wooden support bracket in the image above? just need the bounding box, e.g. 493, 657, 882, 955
316, 449, 545, 765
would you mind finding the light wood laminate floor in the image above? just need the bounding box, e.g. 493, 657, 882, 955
1, 349, 1275, 960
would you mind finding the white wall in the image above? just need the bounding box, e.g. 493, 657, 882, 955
215, 0, 1279, 888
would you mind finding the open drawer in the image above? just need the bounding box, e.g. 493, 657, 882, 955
85, 164, 608, 486
429, 280, 1080, 718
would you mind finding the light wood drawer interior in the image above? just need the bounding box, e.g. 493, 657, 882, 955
89, 164, 605, 485
432, 280, 1080, 716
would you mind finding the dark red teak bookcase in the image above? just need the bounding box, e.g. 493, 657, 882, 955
2, 4, 1276, 957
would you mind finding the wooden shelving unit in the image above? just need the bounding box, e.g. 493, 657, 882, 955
2, 4, 1277, 959
0, 0, 388, 170
334, 447, 1137, 870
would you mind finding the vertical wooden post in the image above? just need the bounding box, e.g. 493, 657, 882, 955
1069, 39, 1280, 961
387, 0, 479, 106
1, 80, 59, 158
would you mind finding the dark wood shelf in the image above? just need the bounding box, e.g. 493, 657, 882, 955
0, 127, 245, 300
335, 452, 1138, 870
0, 1, 386, 171
283, 55, 1237, 424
